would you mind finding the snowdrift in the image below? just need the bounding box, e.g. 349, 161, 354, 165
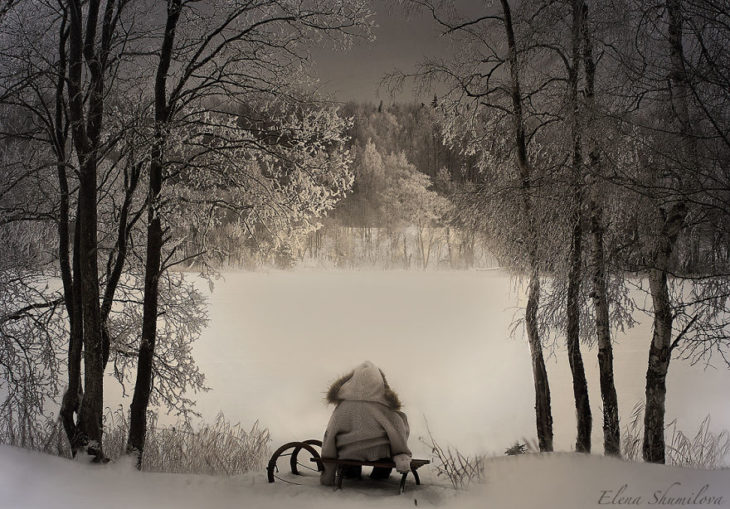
1, 444, 727, 509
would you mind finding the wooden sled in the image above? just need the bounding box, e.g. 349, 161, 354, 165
266, 439, 429, 494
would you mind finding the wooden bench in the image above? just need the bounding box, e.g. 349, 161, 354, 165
314, 457, 430, 494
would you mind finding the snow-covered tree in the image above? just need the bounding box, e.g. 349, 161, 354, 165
379, 152, 450, 269
124, 0, 370, 465
0, 0, 370, 464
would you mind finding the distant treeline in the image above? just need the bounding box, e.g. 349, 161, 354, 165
183, 99, 729, 273
182, 100, 490, 269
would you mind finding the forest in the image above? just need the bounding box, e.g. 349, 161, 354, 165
0, 0, 728, 488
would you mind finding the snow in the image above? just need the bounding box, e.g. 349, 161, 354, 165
137, 270, 730, 458
1, 444, 728, 509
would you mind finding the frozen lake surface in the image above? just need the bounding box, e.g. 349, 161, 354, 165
138, 270, 730, 457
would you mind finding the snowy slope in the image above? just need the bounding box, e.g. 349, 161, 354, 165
1, 445, 727, 509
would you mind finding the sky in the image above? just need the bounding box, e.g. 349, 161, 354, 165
309, 0, 465, 104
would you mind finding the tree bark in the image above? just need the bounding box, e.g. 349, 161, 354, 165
643, 203, 686, 463
590, 199, 621, 455
446, 227, 454, 268
526, 268, 553, 452
567, 216, 591, 453
402, 233, 409, 269
127, 0, 182, 467
101, 159, 143, 370
567, 0, 591, 453
581, 2, 621, 456
643, 209, 680, 463
76, 156, 105, 459
500, 0, 553, 452
52, 9, 84, 455
60, 214, 85, 454
126, 152, 163, 465
63, 0, 124, 460
65, 0, 111, 460
642, 0, 691, 464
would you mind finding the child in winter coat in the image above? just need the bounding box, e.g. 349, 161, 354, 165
320, 361, 412, 485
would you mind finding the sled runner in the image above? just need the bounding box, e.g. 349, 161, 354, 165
315, 457, 430, 494
266, 439, 429, 494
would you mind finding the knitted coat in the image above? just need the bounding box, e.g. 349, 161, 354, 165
320, 361, 411, 485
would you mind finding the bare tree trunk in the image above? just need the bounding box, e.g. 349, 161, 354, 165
76, 158, 104, 459
643, 203, 686, 463
500, 0, 553, 452
526, 268, 553, 452
61, 215, 85, 454
567, 217, 591, 453
126, 153, 163, 465
52, 9, 84, 454
590, 198, 621, 455
417, 226, 426, 269
66, 0, 120, 461
582, 2, 620, 456
425, 228, 435, 269
567, 0, 591, 453
127, 0, 182, 467
642, 0, 691, 464
100, 159, 143, 370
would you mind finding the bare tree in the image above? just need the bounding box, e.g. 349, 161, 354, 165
564, 0, 592, 453
641, 0, 701, 464
581, 1, 620, 456
390, 0, 557, 451
497, 0, 553, 452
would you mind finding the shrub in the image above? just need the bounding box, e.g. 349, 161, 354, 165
504, 442, 528, 456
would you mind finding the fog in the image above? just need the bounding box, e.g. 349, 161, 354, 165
128, 270, 730, 458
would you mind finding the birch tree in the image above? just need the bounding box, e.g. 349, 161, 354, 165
600, 0, 730, 463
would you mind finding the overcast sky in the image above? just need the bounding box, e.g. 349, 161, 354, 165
309, 0, 463, 104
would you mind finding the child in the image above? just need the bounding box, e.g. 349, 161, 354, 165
320, 361, 412, 485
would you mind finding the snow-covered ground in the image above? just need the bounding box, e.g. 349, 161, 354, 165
150, 270, 730, 459
1, 443, 728, 509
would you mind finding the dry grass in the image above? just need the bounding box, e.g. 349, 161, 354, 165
666, 416, 730, 469
621, 402, 645, 462
420, 423, 486, 489
1, 407, 270, 476
0, 406, 71, 458
622, 401, 730, 469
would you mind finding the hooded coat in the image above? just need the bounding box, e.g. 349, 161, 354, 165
320, 361, 411, 485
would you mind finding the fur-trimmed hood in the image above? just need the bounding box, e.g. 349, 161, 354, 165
326, 361, 402, 410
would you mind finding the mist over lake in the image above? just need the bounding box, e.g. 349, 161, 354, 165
134, 270, 730, 457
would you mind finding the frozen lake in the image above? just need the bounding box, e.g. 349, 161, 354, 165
138, 270, 730, 457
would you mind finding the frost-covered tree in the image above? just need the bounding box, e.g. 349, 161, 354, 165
597, 0, 730, 463
379, 152, 450, 269
124, 0, 370, 465
389, 0, 563, 451
0, 0, 210, 459
0, 0, 369, 464
405, 0, 730, 461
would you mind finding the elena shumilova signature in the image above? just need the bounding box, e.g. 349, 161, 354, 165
598, 482, 726, 506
